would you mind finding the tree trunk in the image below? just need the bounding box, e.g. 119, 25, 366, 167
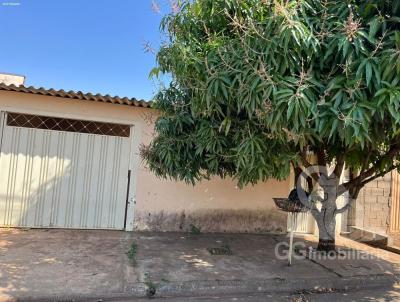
315, 213, 336, 252
310, 185, 338, 253
296, 161, 344, 253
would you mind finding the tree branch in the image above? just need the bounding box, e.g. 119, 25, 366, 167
298, 148, 320, 183
336, 164, 400, 214
360, 164, 398, 186
333, 153, 345, 179
316, 148, 328, 176
335, 199, 353, 214
341, 141, 400, 191
299, 148, 312, 168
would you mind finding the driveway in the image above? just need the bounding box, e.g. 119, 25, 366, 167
0, 229, 136, 301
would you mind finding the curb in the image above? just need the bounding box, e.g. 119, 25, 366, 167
9, 274, 400, 301
129, 274, 400, 298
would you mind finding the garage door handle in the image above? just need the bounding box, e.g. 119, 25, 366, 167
123, 170, 132, 229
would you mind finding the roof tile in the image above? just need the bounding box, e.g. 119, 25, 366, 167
0, 83, 152, 108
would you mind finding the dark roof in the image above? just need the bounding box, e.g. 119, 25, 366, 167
0, 83, 152, 108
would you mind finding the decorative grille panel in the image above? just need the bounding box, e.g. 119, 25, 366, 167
6, 113, 130, 137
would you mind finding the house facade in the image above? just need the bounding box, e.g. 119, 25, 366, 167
1, 73, 398, 247
0, 74, 290, 233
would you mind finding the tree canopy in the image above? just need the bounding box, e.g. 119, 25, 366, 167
142, 0, 400, 196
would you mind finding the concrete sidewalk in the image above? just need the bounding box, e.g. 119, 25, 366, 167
0, 229, 137, 301
0, 229, 399, 301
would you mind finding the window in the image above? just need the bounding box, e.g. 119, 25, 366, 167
6, 113, 130, 137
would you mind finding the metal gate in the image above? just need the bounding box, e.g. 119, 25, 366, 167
0, 112, 132, 229
287, 212, 314, 233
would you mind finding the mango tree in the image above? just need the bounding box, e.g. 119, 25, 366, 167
142, 0, 400, 251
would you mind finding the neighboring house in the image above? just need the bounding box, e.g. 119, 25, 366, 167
0, 73, 290, 233
348, 172, 400, 247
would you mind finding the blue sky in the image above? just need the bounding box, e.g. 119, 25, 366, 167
0, 0, 170, 100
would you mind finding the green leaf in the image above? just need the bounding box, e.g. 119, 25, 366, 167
329, 119, 339, 140
287, 101, 295, 120
365, 62, 372, 86
369, 18, 380, 39
356, 58, 368, 78
148, 67, 160, 79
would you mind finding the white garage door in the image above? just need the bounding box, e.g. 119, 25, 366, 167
0, 112, 132, 229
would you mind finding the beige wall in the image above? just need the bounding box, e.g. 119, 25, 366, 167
349, 173, 391, 235
0, 91, 290, 233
